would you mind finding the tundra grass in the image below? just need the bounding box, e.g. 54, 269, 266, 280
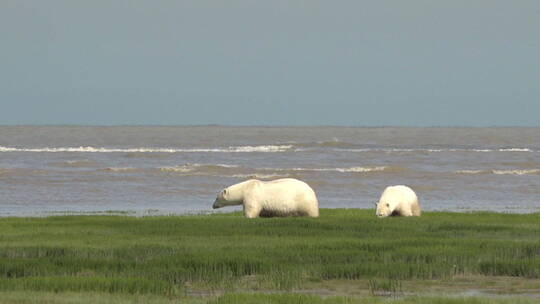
0, 292, 537, 304
0, 209, 539, 301
209, 293, 539, 304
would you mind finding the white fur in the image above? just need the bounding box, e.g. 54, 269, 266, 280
376, 185, 421, 217
212, 178, 319, 218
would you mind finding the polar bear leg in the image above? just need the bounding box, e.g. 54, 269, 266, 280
243, 199, 262, 218
399, 205, 413, 217
411, 202, 421, 216
306, 207, 319, 217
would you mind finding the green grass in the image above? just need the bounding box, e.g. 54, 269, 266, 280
0, 209, 539, 302
209, 294, 538, 304
0, 292, 536, 304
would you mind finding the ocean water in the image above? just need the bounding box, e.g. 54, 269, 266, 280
0, 126, 539, 216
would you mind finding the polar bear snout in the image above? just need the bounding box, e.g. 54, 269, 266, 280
375, 202, 386, 217
375, 202, 389, 218
212, 198, 221, 209
376, 209, 389, 218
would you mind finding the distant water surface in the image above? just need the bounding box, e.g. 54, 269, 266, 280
0, 126, 539, 216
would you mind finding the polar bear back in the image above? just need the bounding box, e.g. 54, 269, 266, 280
378, 185, 421, 217
246, 178, 319, 217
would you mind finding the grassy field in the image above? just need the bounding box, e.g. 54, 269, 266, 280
0, 209, 539, 303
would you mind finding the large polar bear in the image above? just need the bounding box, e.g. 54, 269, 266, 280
212, 178, 319, 218
376, 185, 421, 217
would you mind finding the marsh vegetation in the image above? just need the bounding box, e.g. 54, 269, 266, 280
0, 209, 539, 303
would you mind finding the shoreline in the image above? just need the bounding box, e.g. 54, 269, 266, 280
1, 207, 539, 218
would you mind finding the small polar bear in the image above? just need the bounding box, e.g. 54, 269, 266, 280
376, 185, 421, 217
212, 178, 319, 218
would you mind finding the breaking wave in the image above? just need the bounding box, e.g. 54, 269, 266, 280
159, 166, 195, 173
156, 164, 399, 177
492, 169, 540, 175
455, 170, 486, 175
0, 145, 293, 153
1, 145, 535, 154
289, 145, 536, 153
159, 164, 240, 174
102, 167, 137, 172
229, 145, 292, 152
455, 169, 540, 175
230, 173, 288, 179
275, 166, 391, 173
337, 148, 535, 153
498, 148, 532, 152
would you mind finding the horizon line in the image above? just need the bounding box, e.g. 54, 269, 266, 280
0, 124, 538, 128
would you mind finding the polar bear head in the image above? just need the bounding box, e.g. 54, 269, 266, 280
375, 200, 396, 217
212, 182, 248, 209
375, 186, 401, 217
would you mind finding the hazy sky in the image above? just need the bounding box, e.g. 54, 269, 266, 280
1, 1, 539, 126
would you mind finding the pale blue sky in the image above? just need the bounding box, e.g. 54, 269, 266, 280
1, 1, 539, 126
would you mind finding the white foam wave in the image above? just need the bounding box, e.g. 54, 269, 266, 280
455, 169, 540, 175
159, 163, 239, 173
269, 166, 388, 173
2, 145, 534, 154
330, 166, 388, 173
492, 169, 540, 175
157, 163, 389, 175
103, 167, 136, 172
189, 163, 239, 168
227, 145, 292, 152
231, 173, 286, 179
455, 170, 485, 174
159, 166, 194, 173
0, 145, 292, 153
337, 148, 462, 153
335, 148, 534, 153
498, 148, 532, 152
